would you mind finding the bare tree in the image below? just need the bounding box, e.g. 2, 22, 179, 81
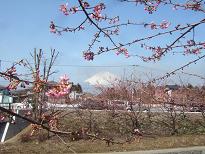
24, 48, 59, 120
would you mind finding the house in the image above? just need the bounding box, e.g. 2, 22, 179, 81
69, 83, 83, 101
165, 85, 179, 91
0, 89, 13, 109
69, 91, 83, 100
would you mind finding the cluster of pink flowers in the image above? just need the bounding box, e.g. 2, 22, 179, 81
112, 28, 119, 35
0, 60, 30, 90
145, 5, 157, 14
60, 4, 69, 15
52, 1, 118, 35
184, 47, 201, 55
58, 1, 106, 19
83, 51, 94, 60
31, 124, 42, 136
144, 0, 161, 13
60, 3, 80, 15
116, 48, 129, 58
70, 6, 79, 13
46, 75, 71, 98
6, 66, 17, 76
50, 21, 56, 33
79, 25, 85, 30
185, 2, 202, 11
109, 16, 120, 24
153, 46, 163, 57
90, 3, 106, 21
3, 66, 19, 90
160, 20, 170, 29
143, 45, 163, 56
150, 22, 157, 29
132, 0, 161, 14
187, 40, 196, 46
82, 1, 90, 8
48, 115, 58, 130
7, 80, 19, 90
149, 20, 170, 30
141, 44, 164, 59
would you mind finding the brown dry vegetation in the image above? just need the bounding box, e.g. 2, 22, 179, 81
1, 134, 205, 154
1, 110, 205, 154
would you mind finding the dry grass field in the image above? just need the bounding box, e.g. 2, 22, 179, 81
1, 110, 205, 153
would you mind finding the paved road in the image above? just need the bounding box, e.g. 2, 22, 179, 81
82, 146, 205, 154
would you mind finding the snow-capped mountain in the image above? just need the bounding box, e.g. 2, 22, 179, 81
85, 72, 119, 86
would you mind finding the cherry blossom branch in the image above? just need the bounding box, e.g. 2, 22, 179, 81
121, 0, 205, 13
163, 0, 205, 13
77, 0, 118, 48
137, 41, 205, 57
52, 18, 88, 34
0, 106, 72, 135
0, 72, 31, 83
0, 106, 126, 146
150, 54, 205, 83
95, 21, 202, 55
150, 18, 205, 60
181, 71, 205, 80
52, 1, 205, 61
87, 31, 101, 52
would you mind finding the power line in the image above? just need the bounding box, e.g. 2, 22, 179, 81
0, 59, 136, 67
181, 72, 205, 80
0, 59, 167, 71
1, 59, 202, 77
54, 64, 138, 68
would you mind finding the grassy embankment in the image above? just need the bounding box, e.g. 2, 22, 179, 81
1, 110, 205, 153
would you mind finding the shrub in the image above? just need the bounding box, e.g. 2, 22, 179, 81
20, 133, 32, 143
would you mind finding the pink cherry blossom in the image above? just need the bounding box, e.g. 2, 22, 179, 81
83, 51, 94, 60
46, 75, 71, 98
150, 22, 157, 29
160, 20, 170, 29
116, 47, 129, 58
50, 21, 56, 33
60, 4, 69, 15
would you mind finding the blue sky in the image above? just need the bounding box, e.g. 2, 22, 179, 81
0, 0, 205, 90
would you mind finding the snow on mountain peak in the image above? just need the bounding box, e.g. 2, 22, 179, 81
85, 72, 119, 86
